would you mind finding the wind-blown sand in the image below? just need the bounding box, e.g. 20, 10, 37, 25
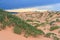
0, 10, 60, 40
0, 27, 52, 40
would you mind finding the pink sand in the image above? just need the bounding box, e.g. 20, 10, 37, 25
0, 27, 52, 40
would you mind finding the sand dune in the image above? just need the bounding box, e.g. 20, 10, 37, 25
0, 10, 60, 40
0, 27, 52, 40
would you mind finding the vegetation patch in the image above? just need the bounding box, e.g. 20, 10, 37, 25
49, 21, 56, 26
14, 26, 21, 34
45, 32, 56, 38
0, 9, 45, 37
56, 18, 60, 22
26, 19, 33, 22
50, 26, 60, 31
53, 36, 60, 40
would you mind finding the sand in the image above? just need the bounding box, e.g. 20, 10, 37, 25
0, 11, 60, 40
0, 27, 52, 40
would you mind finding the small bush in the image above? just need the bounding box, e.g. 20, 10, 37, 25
14, 26, 21, 34
45, 33, 56, 38
34, 23, 41, 27
40, 23, 45, 26
53, 36, 60, 40
50, 26, 60, 31
49, 21, 56, 25
56, 19, 60, 22
26, 19, 33, 22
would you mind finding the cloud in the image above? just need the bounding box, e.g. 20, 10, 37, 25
5, 3, 60, 11
32, 3, 60, 11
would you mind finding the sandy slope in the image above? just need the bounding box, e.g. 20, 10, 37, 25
0, 11, 60, 40
0, 27, 52, 40
15, 11, 60, 40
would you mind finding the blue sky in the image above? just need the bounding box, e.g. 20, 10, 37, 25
0, 0, 60, 10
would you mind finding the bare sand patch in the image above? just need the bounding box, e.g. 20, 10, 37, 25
0, 27, 52, 40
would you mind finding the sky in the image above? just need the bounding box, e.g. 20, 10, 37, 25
0, 0, 60, 10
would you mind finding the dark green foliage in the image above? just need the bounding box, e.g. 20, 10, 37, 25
26, 19, 33, 22
39, 23, 45, 26
49, 21, 56, 25
34, 23, 41, 27
56, 19, 60, 22
0, 9, 44, 37
14, 26, 21, 34
53, 36, 60, 40
45, 32, 60, 40
50, 26, 60, 31
45, 32, 56, 38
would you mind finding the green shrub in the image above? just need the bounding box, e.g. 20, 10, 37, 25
50, 26, 60, 31
26, 19, 33, 22
14, 26, 21, 34
39, 23, 45, 26
53, 36, 60, 40
34, 23, 41, 27
45, 32, 60, 40
49, 21, 56, 25
45, 33, 51, 38
0, 9, 45, 37
56, 19, 60, 22
45, 33, 56, 38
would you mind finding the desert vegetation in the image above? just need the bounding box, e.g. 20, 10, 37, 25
50, 26, 60, 31
14, 10, 60, 39
0, 9, 45, 37
0, 9, 60, 40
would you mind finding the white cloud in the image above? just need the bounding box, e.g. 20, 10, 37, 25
6, 3, 60, 11
32, 3, 60, 11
